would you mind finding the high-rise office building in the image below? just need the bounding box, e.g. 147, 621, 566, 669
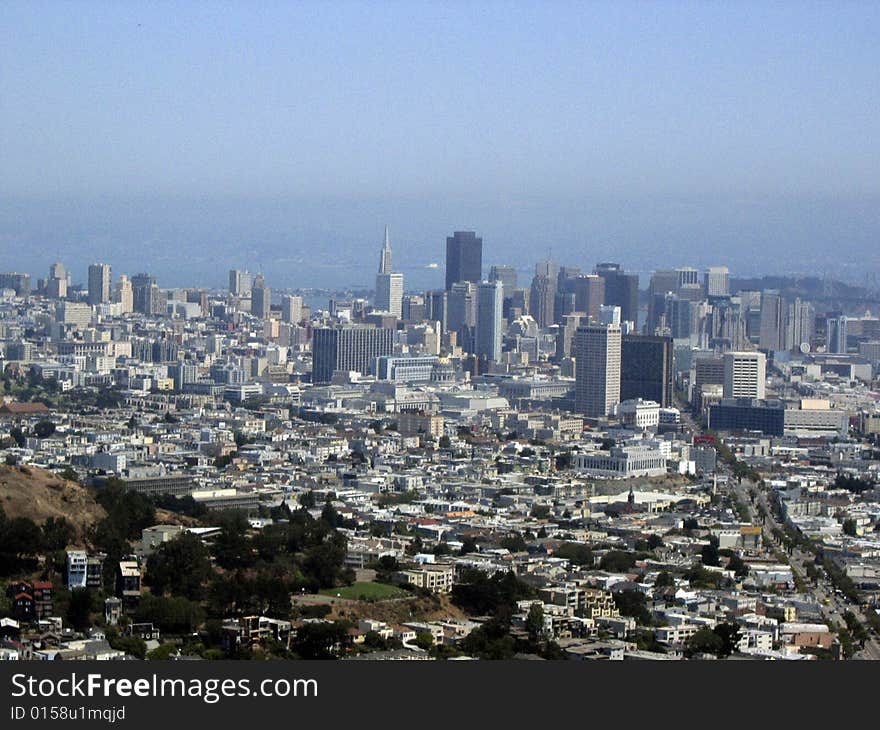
375, 273, 404, 318
574, 323, 622, 417
529, 273, 555, 328
759, 290, 786, 351
312, 326, 394, 384
229, 269, 252, 297
784, 298, 815, 351
475, 280, 504, 363
723, 351, 766, 399
0, 272, 31, 297
132, 273, 158, 314
251, 276, 271, 319
87, 263, 111, 305
488, 265, 517, 299
445, 231, 482, 290
676, 267, 701, 289
621, 334, 674, 407
446, 281, 476, 337
425, 290, 448, 332
827, 316, 848, 354
46, 262, 68, 299
114, 275, 133, 313
281, 294, 303, 324
572, 275, 605, 321
595, 262, 639, 324
705, 267, 730, 298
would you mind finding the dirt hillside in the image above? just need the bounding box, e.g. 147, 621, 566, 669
0, 464, 106, 545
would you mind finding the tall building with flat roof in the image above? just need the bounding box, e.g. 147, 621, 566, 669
621, 334, 674, 407
281, 294, 303, 324
529, 273, 556, 328
595, 262, 639, 324
312, 326, 394, 384
445, 231, 482, 290
723, 351, 766, 400
251, 277, 271, 319
575, 323, 622, 417
705, 266, 730, 298
759, 290, 786, 351
229, 269, 252, 297
87, 263, 111, 305
827, 316, 847, 354
114, 274, 133, 313
475, 280, 503, 363
488, 265, 517, 299
572, 274, 605, 321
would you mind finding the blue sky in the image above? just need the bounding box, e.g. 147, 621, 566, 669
2, 1, 879, 289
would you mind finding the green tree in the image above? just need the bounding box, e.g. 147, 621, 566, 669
525, 603, 544, 642
33, 420, 56, 439
136, 594, 205, 634
685, 627, 724, 658
146, 532, 214, 600
66, 588, 95, 632
291, 621, 350, 660
843, 518, 857, 537
599, 550, 636, 572
701, 537, 721, 567
613, 589, 653, 625
42, 517, 74, 551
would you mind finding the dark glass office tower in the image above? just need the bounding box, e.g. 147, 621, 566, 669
620, 333, 674, 407
312, 326, 394, 384
595, 262, 639, 324
445, 231, 483, 290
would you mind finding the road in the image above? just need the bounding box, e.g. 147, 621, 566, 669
728, 468, 880, 659
675, 404, 880, 658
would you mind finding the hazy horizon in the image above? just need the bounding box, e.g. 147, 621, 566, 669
3, 2, 879, 290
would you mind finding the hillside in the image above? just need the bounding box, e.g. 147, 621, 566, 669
0, 464, 106, 545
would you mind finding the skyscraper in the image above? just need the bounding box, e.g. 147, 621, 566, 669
132, 273, 158, 314
46, 262, 68, 299
621, 334, 674, 407
827, 316, 848, 354
375, 273, 404, 318
475, 280, 504, 363
488, 265, 517, 299
282, 294, 303, 324
312, 326, 394, 384
759, 290, 786, 351
425, 290, 448, 332
375, 227, 404, 318
595, 262, 639, 324
251, 275, 271, 319
114, 275, 133, 313
445, 231, 482, 290
723, 351, 766, 399
87, 263, 111, 305
229, 269, 252, 297
378, 225, 392, 274
705, 267, 730, 298
447, 281, 477, 343
529, 273, 555, 328
575, 323, 622, 417
572, 275, 605, 321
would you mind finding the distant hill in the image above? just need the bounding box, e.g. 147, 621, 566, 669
731, 275, 878, 309
0, 464, 105, 545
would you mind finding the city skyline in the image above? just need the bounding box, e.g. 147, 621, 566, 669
3, 3, 880, 290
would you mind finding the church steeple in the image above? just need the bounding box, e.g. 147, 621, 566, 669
378, 225, 392, 274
